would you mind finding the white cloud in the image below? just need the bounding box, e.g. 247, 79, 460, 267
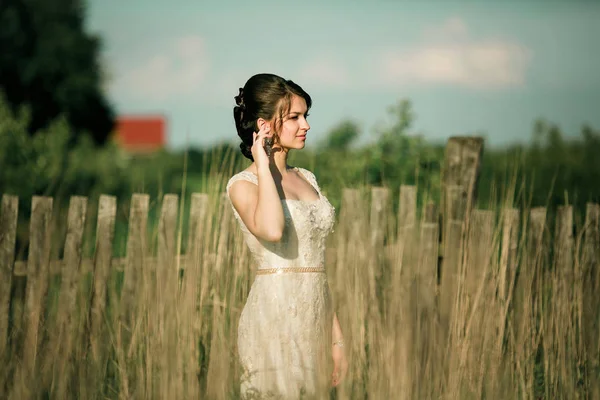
379, 18, 531, 89
110, 35, 209, 101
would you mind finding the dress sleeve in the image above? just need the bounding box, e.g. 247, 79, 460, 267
226, 171, 258, 197
297, 168, 322, 195
226, 171, 259, 233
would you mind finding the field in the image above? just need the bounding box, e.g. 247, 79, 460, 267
0, 139, 599, 399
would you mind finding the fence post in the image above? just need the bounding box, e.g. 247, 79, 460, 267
334, 188, 369, 400
395, 185, 417, 283
205, 193, 237, 399
0, 195, 18, 359
582, 203, 600, 398
181, 193, 208, 398
120, 194, 149, 324
457, 209, 494, 393
366, 187, 390, 395
86, 195, 116, 396
18, 196, 53, 397
154, 194, 179, 398
50, 196, 87, 398
551, 205, 576, 394
439, 137, 483, 332
513, 207, 546, 397
496, 209, 520, 352
88, 195, 116, 356
411, 202, 440, 399
118, 193, 149, 397
464, 210, 494, 314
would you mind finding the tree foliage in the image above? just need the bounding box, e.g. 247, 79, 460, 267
0, 93, 125, 202
318, 120, 361, 151
0, 0, 114, 144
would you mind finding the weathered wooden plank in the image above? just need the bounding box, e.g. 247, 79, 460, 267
441, 137, 484, 250
335, 189, 362, 274
496, 209, 519, 352
396, 185, 417, 281
21, 197, 53, 379
120, 194, 149, 326
439, 217, 463, 331
555, 206, 574, 273
0, 195, 18, 357
118, 194, 149, 398
398, 185, 417, 235
88, 195, 117, 360
85, 195, 116, 398
205, 193, 236, 397
157, 194, 179, 291
462, 209, 495, 390
408, 202, 440, 399
332, 189, 365, 322
181, 193, 208, 398
369, 186, 390, 317
154, 194, 179, 398
582, 203, 600, 396
465, 210, 495, 313
468, 210, 494, 278
183, 194, 209, 307
420, 202, 439, 295
214, 193, 233, 275
365, 187, 390, 396
50, 196, 87, 398
512, 207, 546, 398
441, 137, 484, 219
550, 205, 578, 395
438, 137, 483, 354
335, 188, 370, 399
528, 207, 547, 311
370, 187, 390, 250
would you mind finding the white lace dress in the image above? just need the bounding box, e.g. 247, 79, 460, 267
226, 167, 336, 399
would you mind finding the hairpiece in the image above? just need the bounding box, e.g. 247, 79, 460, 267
234, 87, 245, 108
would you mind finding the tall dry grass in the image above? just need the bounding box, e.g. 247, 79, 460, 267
1, 157, 598, 399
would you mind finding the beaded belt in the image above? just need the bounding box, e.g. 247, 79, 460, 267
256, 267, 326, 275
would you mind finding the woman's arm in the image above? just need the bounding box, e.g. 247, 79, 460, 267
332, 313, 344, 343
331, 312, 348, 386
229, 166, 285, 242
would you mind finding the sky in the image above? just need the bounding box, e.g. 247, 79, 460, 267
86, 0, 600, 150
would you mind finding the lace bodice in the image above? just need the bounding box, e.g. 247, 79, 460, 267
225, 167, 335, 270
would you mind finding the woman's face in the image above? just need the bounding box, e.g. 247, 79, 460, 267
274, 95, 310, 151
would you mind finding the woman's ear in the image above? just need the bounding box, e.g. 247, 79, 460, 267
256, 118, 267, 131
256, 118, 272, 133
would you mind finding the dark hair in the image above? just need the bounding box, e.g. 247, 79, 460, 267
233, 73, 312, 161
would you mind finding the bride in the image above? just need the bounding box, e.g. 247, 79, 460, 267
226, 73, 348, 398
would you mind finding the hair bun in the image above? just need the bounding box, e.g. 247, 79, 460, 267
239, 141, 253, 161
234, 87, 245, 108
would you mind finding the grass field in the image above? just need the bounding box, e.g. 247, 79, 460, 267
1, 156, 599, 399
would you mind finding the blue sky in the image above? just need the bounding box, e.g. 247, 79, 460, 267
87, 0, 600, 150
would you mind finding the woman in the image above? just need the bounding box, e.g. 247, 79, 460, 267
226, 73, 348, 398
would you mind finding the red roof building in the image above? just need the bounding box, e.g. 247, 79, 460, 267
115, 115, 166, 153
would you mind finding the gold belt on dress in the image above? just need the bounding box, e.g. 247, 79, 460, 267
255, 267, 326, 275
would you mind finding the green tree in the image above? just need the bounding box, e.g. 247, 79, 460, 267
319, 120, 361, 151
0, 0, 114, 144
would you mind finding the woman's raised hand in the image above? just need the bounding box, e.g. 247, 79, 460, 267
251, 124, 272, 171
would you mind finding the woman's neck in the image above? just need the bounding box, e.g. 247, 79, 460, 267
269, 149, 291, 175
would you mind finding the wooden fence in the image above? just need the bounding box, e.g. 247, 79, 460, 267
0, 137, 599, 398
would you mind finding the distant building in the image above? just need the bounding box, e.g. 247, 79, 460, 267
114, 115, 166, 153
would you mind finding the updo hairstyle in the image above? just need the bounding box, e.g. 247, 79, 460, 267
233, 73, 312, 161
